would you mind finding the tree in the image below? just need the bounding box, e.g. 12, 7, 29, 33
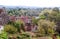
38, 20, 56, 36
52, 7, 59, 13
39, 7, 59, 21
48, 7, 59, 21
39, 7, 60, 34
32, 17, 39, 25
14, 20, 25, 32
39, 9, 51, 20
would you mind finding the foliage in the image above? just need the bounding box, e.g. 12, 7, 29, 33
52, 7, 59, 13
56, 13, 60, 21
39, 15, 46, 19
8, 9, 20, 16
8, 32, 31, 39
39, 9, 50, 19
8, 20, 25, 33
39, 7, 59, 21
32, 17, 39, 24
38, 20, 56, 36
3, 7, 60, 38
15, 20, 24, 25
14, 20, 25, 32
0, 31, 8, 39
4, 25, 17, 34
17, 32, 31, 39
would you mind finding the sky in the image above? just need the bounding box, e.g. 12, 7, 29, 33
0, 0, 60, 7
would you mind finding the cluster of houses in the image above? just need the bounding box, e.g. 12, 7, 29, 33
0, 7, 38, 32
9, 15, 38, 32
0, 7, 9, 33
0, 7, 32, 25
9, 15, 32, 23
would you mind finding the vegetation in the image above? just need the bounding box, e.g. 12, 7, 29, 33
38, 20, 55, 36
1, 7, 60, 39
0, 31, 8, 39
4, 25, 17, 34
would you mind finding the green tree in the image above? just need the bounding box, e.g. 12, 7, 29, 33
14, 20, 25, 32
32, 17, 39, 25
38, 20, 56, 36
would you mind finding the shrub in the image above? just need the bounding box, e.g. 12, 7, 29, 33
17, 32, 31, 39
38, 20, 56, 36
14, 20, 25, 32
0, 31, 8, 39
4, 25, 17, 34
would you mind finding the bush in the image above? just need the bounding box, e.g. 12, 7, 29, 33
4, 25, 17, 34
8, 32, 31, 39
0, 31, 8, 39
14, 20, 25, 32
7, 20, 25, 33
17, 32, 31, 39
38, 20, 56, 36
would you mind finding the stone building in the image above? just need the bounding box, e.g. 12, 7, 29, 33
0, 7, 9, 25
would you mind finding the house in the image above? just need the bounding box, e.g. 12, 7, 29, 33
9, 15, 16, 22
0, 7, 9, 25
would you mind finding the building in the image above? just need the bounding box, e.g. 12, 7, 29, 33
0, 7, 9, 25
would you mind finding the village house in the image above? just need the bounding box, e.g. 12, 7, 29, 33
0, 7, 9, 33
9, 15, 32, 23
9, 15, 34, 31
0, 7, 9, 25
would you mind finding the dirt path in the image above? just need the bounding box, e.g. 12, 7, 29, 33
37, 37, 49, 39
32, 37, 51, 39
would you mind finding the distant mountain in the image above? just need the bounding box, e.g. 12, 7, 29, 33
0, 5, 4, 8
0, 5, 60, 10
0, 5, 42, 9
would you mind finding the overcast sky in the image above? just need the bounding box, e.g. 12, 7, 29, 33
0, 0, 60, 7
